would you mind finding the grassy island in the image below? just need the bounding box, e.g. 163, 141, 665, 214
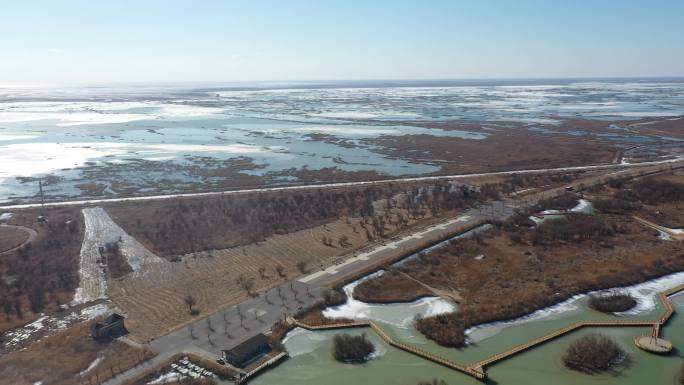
588, 291, 637, 313
562, 334, 626, 374
332, 333, 375, 363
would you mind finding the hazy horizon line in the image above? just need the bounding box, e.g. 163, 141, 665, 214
3, 76, 684, 91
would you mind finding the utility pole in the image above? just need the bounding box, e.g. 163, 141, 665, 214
38, 179, 46, 220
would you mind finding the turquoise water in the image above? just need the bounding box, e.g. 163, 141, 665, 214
249, 278, 684, 385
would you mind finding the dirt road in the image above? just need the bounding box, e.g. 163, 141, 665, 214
0, 223, 36, 256
2, 157, 682, 211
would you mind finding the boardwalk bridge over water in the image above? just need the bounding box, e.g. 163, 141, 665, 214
292, 283, 684, 381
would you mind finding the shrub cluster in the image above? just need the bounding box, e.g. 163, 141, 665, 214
536, 193, 579, 211
414, 313, 466, 347
562, 334, 626, 374
593, 198, 641, 214
323, 288, 347, 307
588, 292, 637, 313
530, 213, 614, 245
332, 333, 375, 363
631, 179, 684, 204
102, 241, 133, 279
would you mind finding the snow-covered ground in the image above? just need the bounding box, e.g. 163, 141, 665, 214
78, 355, 104, 377
1, 303, 110, 353
73, 207, 166, 304
147, 372, 182, 385
465, 270, 684, 342
322, 270, 455, 329
530, 199, 593, 224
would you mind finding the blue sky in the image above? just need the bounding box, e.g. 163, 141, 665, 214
1, 0, 683, 84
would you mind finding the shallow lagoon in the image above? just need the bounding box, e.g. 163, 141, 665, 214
0, 113, 484, 202
2, 81, 684, 202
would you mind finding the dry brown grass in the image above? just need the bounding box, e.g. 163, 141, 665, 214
354, 269, 433, 303
360, 211, 684, 346
0, 207, 83, 332
0, 321, 154, 385
108, 211, 437, 340
297, 307, 355, 326
367, 128, 617, 175
652, 169, 684, 185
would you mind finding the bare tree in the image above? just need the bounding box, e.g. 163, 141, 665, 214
184, 294, 197, 315
237, 274, 256, 295
338, 235, 350, 248
296, 261, 309, 274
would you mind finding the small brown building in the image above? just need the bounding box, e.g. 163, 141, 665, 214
91, 313, 126, 340
222, 333, 271, 368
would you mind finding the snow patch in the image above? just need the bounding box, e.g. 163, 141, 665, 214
73, 207, 166, 305
147, 372, 182, 384
466, 270, 684, 342
78, 356, 103, 376
323, 270, 455, 329
2, 303, 110, 352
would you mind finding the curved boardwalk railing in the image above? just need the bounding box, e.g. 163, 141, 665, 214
290, 318, 484, 379
292, 283, 684, 381
633, 216, 684, 240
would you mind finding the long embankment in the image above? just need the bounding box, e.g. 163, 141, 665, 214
292, 284, 684, 382
2, 158, 682, 211
312, 160, 684, 291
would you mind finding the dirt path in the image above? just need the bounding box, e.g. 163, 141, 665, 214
633, 215, 684, 241
393, 269, 463, 303
0, 223, 36, 256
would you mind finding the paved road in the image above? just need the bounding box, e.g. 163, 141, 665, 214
3, 157, 682, 210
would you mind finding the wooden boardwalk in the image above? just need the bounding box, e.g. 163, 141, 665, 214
633, 216, 684, 240
292, 283, 684, 381
290, 318, 484, 379
238, 352, 289, 384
